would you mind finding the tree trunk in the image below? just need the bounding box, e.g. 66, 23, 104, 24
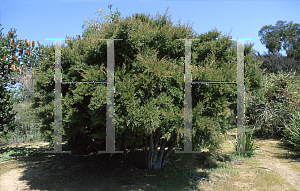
144, 129, 176, 169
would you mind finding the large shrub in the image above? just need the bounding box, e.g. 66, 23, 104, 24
31, 5, 265, 169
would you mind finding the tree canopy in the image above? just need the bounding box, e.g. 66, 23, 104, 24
30, 5, 265, 169
258, 20, 300, 61
1, 25, 38, 137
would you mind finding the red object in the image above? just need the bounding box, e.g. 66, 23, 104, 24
32, 41, 35, 47
9, 32, 14, 37
10, 40, 14, 45
36, 47, 38, 50
4, 55, 6, 60
26, 50, 30, 55
12, 56, 18, 61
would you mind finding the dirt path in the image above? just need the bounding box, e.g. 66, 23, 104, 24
254, 138, 300, 190
0, 166, 31, 191
0, 141, 50, 191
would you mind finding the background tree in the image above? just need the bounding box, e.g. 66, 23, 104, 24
0, 25, 19, 138
7, 67, 41, 143
0, 23, 45, 141
258, 20, 300, 61
31, 5, 265, 169
252, 20, 300, 138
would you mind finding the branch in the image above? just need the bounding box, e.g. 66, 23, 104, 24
157, 138, 167, 165
145, 135, 148, 166
147, 133, 153, 168
152, 128, 161, 165
162, 139, 176, 168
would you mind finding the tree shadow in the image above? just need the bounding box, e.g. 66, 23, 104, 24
0, 143, 46, 162
0, 142, 238, 190
274, 141, 300, 162
1, 145, 192, 190
16, 147, 146, 190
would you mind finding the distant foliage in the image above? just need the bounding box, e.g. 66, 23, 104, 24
256, 52, 300, 75
258, 20, 300, 61
247, 70, 300, 138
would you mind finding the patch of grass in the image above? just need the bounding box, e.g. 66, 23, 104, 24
0, 146, 38, 162
196, 156, 297, 191
0, 126, 43, 146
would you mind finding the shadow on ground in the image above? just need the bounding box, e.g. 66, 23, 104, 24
274, 141, 300, 162
0, 142, 234, 191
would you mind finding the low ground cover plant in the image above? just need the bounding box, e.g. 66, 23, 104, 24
233, 123, 257, 158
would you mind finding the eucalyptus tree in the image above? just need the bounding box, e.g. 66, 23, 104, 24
258, 20, 300, 61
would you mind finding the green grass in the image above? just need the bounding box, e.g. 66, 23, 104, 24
0, 127, 44, 163
0, 145, 40, 162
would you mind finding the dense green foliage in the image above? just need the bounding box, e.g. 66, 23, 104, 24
0, 25, 18, 137
247, 69, 300, 138
0, 23, 48, 143
249, 20, 300, 143
1, 7, 299, 173
282, 109, 300, 152
258, 20, 300, 61
256, 53, 300, 75
30, 5, 265, 168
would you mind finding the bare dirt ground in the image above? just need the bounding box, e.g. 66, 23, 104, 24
0, 141, 147, 191
0, 141, 52, 191
0, 138, 299, 191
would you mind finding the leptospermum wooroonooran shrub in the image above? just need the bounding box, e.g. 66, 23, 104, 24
31, 5, 265, 169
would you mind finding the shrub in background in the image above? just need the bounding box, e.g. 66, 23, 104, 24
282, 110, 300, 152
281, 83, 300, 152
0, 24, 44, 143
249, 70, 299, 138
256, 52, 300, 76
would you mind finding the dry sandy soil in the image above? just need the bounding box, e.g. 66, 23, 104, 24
0, 138, 299, 191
